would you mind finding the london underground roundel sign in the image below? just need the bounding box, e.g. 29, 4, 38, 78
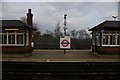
60, 36, 71, 49
61, 40, 69, 47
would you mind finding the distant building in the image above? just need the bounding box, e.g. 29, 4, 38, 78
89, 21, 120, 54
0, 9, 35, 53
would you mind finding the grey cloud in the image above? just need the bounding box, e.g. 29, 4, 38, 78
1, 2, 118, 33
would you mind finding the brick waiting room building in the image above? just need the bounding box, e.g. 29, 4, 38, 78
89, 21, 120, 54
0, 9, 35, 53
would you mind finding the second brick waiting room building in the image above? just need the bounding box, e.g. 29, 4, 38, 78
0, 9, 35, 53
89, 21, 120, 54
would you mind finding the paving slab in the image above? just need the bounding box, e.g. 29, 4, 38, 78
1, 49, 120, 62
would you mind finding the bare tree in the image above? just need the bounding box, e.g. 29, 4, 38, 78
70, 30, 78, 39
20, 16, 27, 24
46, 30, 53, 36
77, 29, 90, 39
20, 16, 40, 31
54, 22, 62, 38
20, 16, 42, 45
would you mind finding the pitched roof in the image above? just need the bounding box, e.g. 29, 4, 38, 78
0, 20, 34, 30
89, 21, 120, 31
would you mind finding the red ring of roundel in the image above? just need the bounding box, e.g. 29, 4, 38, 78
61, 40, 69, 47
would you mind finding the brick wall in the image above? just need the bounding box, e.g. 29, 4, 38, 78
2, 46, 33, 54
95, 46, 120, 54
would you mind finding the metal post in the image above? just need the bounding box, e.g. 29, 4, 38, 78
64, 14, 67, 36
63, 14, 67, 54
64, 49, 66, 54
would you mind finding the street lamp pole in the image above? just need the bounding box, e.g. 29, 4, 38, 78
63, 14, 67, 54
64, 14, 67, 36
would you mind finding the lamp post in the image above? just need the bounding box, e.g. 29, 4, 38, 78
63, 14, 67, 54
64, 14, 67, 36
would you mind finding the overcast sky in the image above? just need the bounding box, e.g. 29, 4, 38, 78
1, 2, 119, 33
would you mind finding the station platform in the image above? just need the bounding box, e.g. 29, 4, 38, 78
1, 49, 120, 62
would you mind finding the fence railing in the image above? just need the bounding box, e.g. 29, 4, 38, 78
33, 38, 91, 49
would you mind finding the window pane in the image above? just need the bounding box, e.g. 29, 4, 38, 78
113, 35, 116, 45
8, 34, 15, 44
2, 35, 7, 44
103, 35, 109, 45
105, 35, 108, 45
17, 35, 19, 44
110, 35, 116, 45
8, 35, 12, 44
17, 35, 23, 44
103, 35, 105, 45
117, 35, 120, 45
110, 35, 112, 45
20, 35, 23, 44
12, 35, 15, 44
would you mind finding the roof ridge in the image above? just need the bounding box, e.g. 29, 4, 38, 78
105, 20, 120, 22
89, 20, 120, 31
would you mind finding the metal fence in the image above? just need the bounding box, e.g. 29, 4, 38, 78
33, 37, 91, 49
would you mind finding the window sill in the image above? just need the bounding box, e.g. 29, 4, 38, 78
102, 45, 120, 47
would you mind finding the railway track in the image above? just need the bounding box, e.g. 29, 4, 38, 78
2, 61, 120, 80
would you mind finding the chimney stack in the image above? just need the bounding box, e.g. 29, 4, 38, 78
27, 9, 33, 27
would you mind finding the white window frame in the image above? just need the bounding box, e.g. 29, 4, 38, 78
0, 30, 29, 46
102, 31, 120, 46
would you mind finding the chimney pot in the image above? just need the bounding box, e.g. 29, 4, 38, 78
28, 9, 31, 13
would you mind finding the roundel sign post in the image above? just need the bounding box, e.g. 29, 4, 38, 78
60, 36, 71, 49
